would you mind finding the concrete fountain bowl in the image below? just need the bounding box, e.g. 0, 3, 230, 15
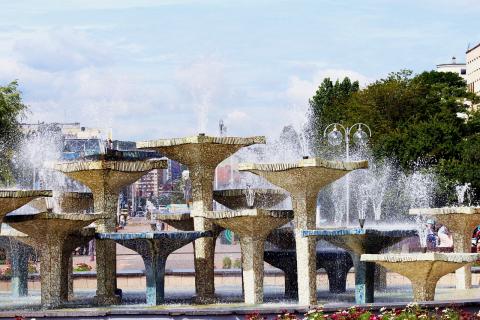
213, 188, 288, 210
361, 252, 480, 302
29, 191, 93, 213
0, 189, 52, 221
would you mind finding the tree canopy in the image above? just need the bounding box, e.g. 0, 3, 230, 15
308, 70, 480, 202
0, 81, 28, 185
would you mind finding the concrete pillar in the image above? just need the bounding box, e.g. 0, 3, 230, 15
374, 265, 387, 291
239, 236, 265, 304
453, 232, 472, 290
284, 269, 298, 299
411, 278, 437, 302
94, 192, 120, 305
9, 240, 29, 297
190, 168, 216, 303
144, 254, 167, 305
352, 253, 375, 304
292, 193, 317, 306
39, 237, 67, 308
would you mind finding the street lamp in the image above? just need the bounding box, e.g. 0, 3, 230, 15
323, 123, 372, 227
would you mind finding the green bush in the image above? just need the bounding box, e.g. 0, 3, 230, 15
222, 256, 232, 269
73, 263, 92, 272
233, 258, 242, 269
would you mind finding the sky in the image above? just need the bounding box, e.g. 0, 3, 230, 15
0, 0, 479, 141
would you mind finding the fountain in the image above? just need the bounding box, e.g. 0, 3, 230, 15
409, 206, 480, 289
0, 190, 52, 222
239, 157, 368, 305
302, 227, 417, 303
137, 134, 265, 302
0, 189, 52, 298
3, 212, 103, 308
96, 231, 211, 305
361, 253, 480, 301
29, 191, 93, 213
212, 188, 288, 210
197, 208, 293, 304
54, 150, 167, 305
265, 227, 353, 298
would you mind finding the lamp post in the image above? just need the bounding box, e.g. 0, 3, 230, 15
323, 123, 372, 227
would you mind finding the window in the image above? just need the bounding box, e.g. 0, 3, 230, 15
461, 69, 466, 75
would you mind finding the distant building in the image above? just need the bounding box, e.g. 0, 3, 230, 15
466, 42, 480, 95
133, 169, 163, 198
436, 57, 467, 80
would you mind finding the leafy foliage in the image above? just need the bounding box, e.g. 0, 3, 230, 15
308, 70, 480, 202
0, 81, 28, 185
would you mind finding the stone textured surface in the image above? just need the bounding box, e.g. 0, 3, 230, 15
302, 227, 416, 304
239, 158, 368, 305
156, 213, 195, 231
361, 253, 480, 301
0, 190, 52, 221
96, 231, 211, 305
3, 212, 102, 308
29, 191, 93, 213
410, 206, 480, 289
55, 159, 167, 305
137, 134, 265, 303
197, 209, 293, 304
213, 188, 288, 210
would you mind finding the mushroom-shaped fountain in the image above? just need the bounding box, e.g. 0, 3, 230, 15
137, 134, 265, 302
195, 209, 293, 304
410, 207, 480, 290
96, 231, 211, 305
0, 189, 52, 297
302, 227, 417, 304
3, 212, 102, 308
54, 151, 167, 305
239, 158, 368, 305
361, 253, 480, 301
0, 189, 52, 222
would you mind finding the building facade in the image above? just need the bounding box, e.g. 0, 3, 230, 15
437, 57, 467, 80
466, 43, 480, 95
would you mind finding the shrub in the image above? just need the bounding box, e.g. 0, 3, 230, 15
28, 262, 38, 274
245, 304, 480, 320
233, 258, 242, 269
222, 256, 232, 269
73, 263, 92, 272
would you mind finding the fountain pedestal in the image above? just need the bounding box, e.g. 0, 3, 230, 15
361, 253, 480, 301
138, 134, 265, 303
198, 209, 293, 304
4, 212, 101, 309
55, 158, 167, 305
302, 228, 416, 304
97, 231, 211, 305
410, 207, 480, 289
239, 158, 367, 305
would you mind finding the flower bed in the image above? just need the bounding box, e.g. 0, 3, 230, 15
246, 304, 480, 320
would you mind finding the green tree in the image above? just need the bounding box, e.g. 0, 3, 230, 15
0, 81, 28, 185
308, 77, 359, 151
308, 70, 480, 202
